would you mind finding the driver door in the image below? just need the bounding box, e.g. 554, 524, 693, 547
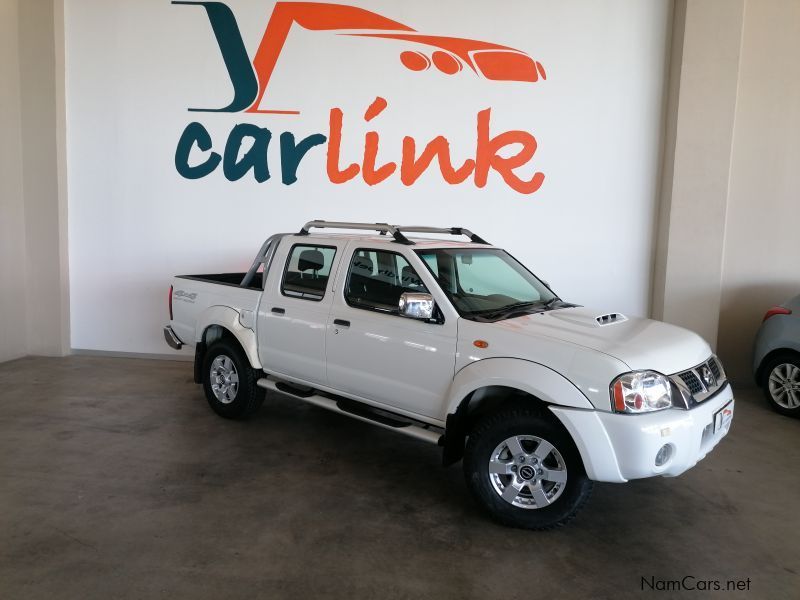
325, 244, 457, 420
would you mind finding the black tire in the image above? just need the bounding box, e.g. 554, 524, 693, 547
463, 406, 592, 530
760, 353, 800, 418
202, 338, 264, 419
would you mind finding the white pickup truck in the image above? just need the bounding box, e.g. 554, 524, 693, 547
165, 220, 734, 529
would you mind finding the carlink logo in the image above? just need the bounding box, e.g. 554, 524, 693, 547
173, 1, 547, 194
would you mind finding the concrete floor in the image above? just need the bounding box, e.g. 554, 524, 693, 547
0, 356, 798, 599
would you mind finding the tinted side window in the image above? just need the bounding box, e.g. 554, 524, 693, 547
345, 249, 429, 312
281, 244, 337, 301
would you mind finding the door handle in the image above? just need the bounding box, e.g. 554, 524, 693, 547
333, 319, 350, 327
271, 307, 286, 315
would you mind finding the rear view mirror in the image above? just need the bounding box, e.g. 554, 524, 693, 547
399, 292, 434, 320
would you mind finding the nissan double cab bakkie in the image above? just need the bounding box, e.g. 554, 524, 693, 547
164, 220, 735, 529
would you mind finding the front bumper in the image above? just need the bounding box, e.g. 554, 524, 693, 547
550, 383, 734, 483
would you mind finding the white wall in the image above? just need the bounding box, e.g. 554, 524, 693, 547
0, 0, 69, 364
66, 0, 671, 354
650, 0, 745, 346
19, 0, 70, 356
717, 0, 800, 379
0, 0, 28, 363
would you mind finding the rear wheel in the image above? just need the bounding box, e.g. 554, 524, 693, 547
463, 407, 592, 529
202, 339, 264, 419
762, 354, 800, 417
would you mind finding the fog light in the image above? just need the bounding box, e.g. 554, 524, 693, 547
655, 444, 673, 467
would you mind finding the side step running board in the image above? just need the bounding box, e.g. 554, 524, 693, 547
257, 378, 443, 445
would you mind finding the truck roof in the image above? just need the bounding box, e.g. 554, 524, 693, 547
240, 221, 495, 288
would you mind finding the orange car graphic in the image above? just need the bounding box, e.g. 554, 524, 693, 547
175, 1, 546, 114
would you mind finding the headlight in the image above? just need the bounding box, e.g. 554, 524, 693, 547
611, 371, 672, 413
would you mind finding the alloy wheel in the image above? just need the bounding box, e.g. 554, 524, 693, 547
209, 355, 239, 404
488, 435, 568, 509
768, 363, 800, 409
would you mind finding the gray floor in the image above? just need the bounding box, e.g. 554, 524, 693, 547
0, 356, 798, 599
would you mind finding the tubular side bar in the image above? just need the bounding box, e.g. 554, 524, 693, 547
298, 220, 489, 245
257, 378, 443, 444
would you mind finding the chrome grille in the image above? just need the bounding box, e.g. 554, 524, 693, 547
671, 356, 727, 408
709, 356, 721, 380
678, 371, 704, 395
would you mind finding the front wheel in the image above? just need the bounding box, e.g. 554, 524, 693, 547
202, 339, 264, 419
463, 407, 592, 529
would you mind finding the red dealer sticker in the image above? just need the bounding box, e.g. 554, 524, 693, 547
714, 402, 734, 433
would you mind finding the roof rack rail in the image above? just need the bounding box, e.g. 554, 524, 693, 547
297, 220, 489, 246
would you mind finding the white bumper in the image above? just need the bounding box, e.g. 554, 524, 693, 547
550, 384, 734, 483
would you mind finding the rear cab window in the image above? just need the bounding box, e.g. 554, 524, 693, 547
281, 244, 337, 301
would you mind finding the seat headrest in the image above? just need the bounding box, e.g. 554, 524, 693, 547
298, 249, 325, 272
401, 266, 422, 287
352, 256, 374, 273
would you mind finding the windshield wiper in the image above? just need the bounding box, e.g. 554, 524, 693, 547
469, 297, 564, 321
468, 301, 542, 320
543, 297, 561, 309
470, 301, 534, 315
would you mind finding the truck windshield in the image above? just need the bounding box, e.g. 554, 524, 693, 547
414, 248, 559, 321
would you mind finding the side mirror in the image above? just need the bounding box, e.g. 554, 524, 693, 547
399, 292, 434, 320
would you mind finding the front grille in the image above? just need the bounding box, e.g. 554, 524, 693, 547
678, 371, 704, 395
709, 357, 721, 379
671, 356, 727, 408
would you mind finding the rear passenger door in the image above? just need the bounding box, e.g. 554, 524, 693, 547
258, 239, 341, 385
325, 245, 458, 420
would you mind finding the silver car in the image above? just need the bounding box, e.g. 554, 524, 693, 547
754, 294, 800, 416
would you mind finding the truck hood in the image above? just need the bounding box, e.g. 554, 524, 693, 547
484, 306, 711, 375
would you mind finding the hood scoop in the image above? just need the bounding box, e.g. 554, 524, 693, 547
595, 312, 628, 326
544, 308, 630, 329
